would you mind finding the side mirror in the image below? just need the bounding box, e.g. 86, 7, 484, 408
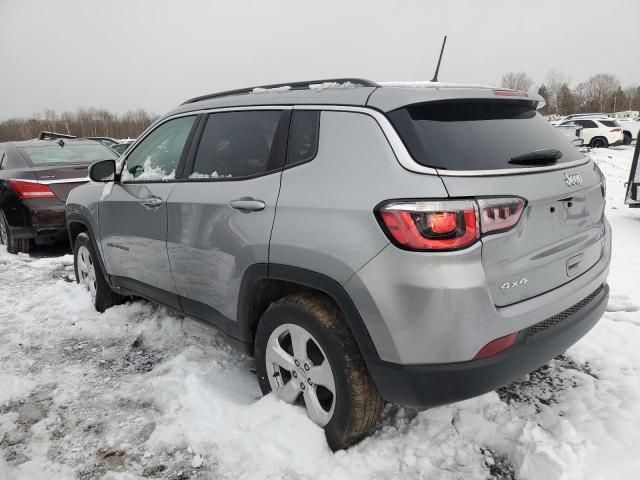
89, 159, 117, 182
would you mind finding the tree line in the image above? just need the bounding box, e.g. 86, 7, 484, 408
0, 108, 156, 142
501, 70, 640, 116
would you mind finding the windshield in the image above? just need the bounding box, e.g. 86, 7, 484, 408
388, 100, 584, 170
20, 144, 117, 166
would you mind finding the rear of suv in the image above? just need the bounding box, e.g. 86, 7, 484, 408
66, 79, 610, 450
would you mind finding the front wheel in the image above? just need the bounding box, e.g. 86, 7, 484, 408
255, 293, 384, 450
73, 232, 122, 312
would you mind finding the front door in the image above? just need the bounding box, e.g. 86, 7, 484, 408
99, 115, 198, 307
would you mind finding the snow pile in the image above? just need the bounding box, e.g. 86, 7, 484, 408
0, 146, 639, 479
121, 157, 174, 182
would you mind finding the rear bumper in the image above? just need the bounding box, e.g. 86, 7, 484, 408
367, 283, 608, 408
610, 139, 623, 147
7, 199, 67, 242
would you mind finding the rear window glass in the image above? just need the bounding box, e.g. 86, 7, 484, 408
21, 144, 117, 166
388, 100, 583, 171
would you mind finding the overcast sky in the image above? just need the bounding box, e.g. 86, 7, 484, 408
1, 0, 638, 119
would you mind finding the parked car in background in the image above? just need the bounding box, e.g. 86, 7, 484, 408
66, 78, 610, 449
554, 122, 584, 147
551, 112, 606, 125
87, 137, 121, 148
0, 138, 117, 253
558, 117, 624, 148
110, 139, 135, 155
617, 118, 640, 145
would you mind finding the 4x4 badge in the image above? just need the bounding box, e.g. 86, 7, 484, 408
501, 278, 528, 290
564, 173, 583, 187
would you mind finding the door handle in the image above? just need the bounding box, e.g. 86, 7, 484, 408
141, 196, 162, 208
229, 198, 266, 213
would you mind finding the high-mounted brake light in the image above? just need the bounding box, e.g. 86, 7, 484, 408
9, 180, 56, 200
492, 89, 528, 97
377, 197, 526, 252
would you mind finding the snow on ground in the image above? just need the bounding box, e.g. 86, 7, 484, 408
1, 146, 639, 480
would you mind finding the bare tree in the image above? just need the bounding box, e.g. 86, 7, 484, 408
544, 69, 568, 114
0, 108, 157, 142
501, 71, 534, 92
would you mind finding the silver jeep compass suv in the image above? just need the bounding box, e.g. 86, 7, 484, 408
66, 78, 611, 450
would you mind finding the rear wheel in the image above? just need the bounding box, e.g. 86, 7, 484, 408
590, 137, 608, 149
0, 211, 30, 254
73, 232, 122, 312
255, 293, 384, 450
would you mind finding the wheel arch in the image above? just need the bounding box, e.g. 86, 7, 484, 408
66, 213, 114, 289
237, 264, 379, 361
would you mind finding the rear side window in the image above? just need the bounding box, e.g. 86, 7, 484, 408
599, 120, 619, 128
190, 111, 283, 179
287, 110, 320, 165
575, 120, 597, 128
388, 100, 583, 171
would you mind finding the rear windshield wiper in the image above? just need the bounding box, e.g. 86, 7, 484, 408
509, 149, 562, 166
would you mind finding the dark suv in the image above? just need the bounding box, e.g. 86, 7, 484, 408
0, 138, 117, 253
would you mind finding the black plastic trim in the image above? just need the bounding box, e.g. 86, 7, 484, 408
65, 214, 115, 289
236, 263, 379, 357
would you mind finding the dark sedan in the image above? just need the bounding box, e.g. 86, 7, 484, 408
0, 138, 117, 254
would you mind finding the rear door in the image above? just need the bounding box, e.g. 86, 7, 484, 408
387, 99, 607, 306
166, 108, 289, 322
99, 115, 198, 307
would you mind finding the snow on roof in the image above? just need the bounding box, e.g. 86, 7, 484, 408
251, 86, 292, 94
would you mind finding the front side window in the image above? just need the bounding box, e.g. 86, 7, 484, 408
122, 115, 196, 182
190, 110, 282, 179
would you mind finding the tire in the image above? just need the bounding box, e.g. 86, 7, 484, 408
590, 137, 608, 149
0, 211, 30, 254
255, 293, 384, 450
623, 132, 632, 146
73, 232, 122, 312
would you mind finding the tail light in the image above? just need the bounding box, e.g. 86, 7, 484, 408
9, 180, 56, 199
378, 197, 526, 251
610, 128, 621, 132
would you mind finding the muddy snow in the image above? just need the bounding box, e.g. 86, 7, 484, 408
1, 146, 639, 480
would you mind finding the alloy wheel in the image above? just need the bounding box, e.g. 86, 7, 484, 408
265, 323, 336, 426
76, 245, 97, 298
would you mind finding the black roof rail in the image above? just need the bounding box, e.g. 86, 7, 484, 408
38, 131, 77, 140
181, 78, 379, 105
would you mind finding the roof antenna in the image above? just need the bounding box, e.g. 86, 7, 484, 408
431, 35, 447, 83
